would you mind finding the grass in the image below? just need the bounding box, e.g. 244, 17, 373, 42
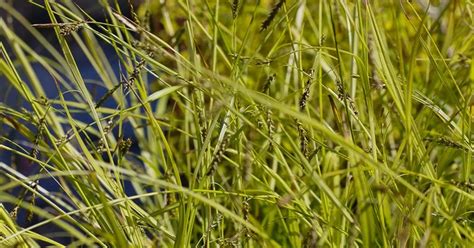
0, 0, 473, 247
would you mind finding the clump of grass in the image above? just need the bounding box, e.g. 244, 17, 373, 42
0, 0, 473, 247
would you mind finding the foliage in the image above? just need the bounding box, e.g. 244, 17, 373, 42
0, 0, 473, 247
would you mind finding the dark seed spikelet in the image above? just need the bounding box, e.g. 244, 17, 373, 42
242, 197, 253, 239
123, 59, 147, 95
231, 0, 240, 19
198, 106, 207, 142
95, 83, 121, 109
31, 97, 50, 160
27, 104, 48, 225
424, 136, 465, 150
96, 59, 146, 108
336, 80, 358, 115
450, 179, 474, 191
59, 21, 84, 36
206, 134, 230, 176
255, 58, 273, 65
295, 119, 309, 158
320, 34, 326, 45
218, 237, 238, 247
118, 137, 133, 157
132, 40, 158, 58
103, 118, 114, 134
28, 102, 50, 221
199, 114, 207, 141
299, 79, 311, 111
266, 108, 275, 150
31, 117, 45, 160
32, 21, 87, 36
56, 122, 94, 146
242, 198, 250, 221
262, 73, 275, 94
26, 107, 45, 222
192, 90, 207, 143
260, 0, 286, 32
347, 97, 358, 115
10, 207, 18, 219
336, 80, 345, 102
128, 0, 140, 26
96, 118, 114, 153
12, 183, 32, 220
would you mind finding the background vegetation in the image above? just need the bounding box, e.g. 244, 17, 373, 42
0, 0, 473, 247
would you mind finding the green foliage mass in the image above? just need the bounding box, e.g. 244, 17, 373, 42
0, 0, 473, 247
